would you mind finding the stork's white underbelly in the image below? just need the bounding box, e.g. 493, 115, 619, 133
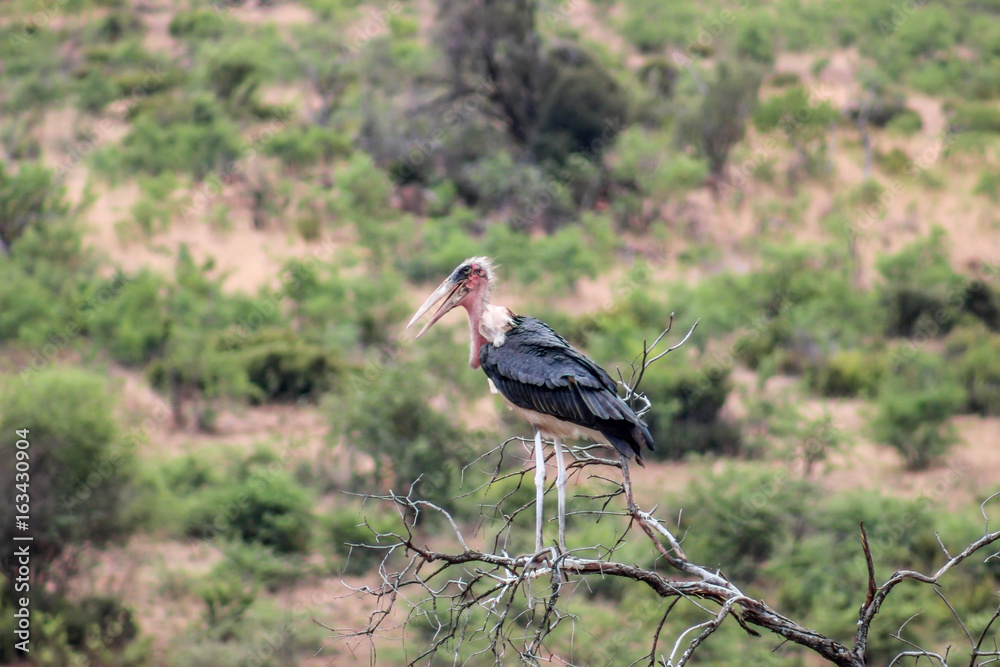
494, 390, 610, 444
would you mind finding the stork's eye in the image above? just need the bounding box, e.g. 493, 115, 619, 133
475, 269, 485, 276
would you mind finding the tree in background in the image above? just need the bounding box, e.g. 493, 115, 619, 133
434, 0, 627, 163
0, 162, 69, 253
753, 84, 840, 183
678, 62, 763, 193
0, 369, 134, 599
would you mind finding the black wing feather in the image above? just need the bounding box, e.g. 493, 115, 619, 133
480, 317, 654, 461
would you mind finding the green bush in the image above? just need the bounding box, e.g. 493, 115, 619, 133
333, 362, 470, 509
885, 108, 923, 134
197, 571, 257, 642
62, 595, 139, 650
639, 359, 740, 460
946, 325, 1000, 415
184, 468, 314, 554
532, 44, 629, 164
0, 161, 68, 250
225, 327, 342, 404
950, 102, 1000, 134
211, 541, 307, 592
676, 467, 815, 581
974, 167, 1000, 202
0, 369, 134, 599
754, 85, 840, 149
90, 270, 170, 365
169, 9, 228, 40
335, 152, 393, 221
805, 348, 885, 398
875, 147, 910, 176
870, 350, 966, 469
0, 593, 149, 666
734, 13, 776, 65
877, 228, 965, 338
265, 124, 351, 169
100, 94, 243, 180
0, 216, 94, 347
613, 128, 708, 198
677, 61, 763, 178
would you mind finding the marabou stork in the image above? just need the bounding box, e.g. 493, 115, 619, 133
407, 257, 653, 553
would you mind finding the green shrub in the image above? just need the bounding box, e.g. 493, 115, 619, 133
637, 58, 678, 97
463, 152, 574, 228
0, 369, 134, 599
90, 270, 170, 365
877, 228, 965, 338
639, 360, 740, 460
946, 325, 1000, 415
265, 124, 351, 168
333, 363, 469, 509
0, 161, 68, 250
613, 128, 708, 198
875, 147, 910, 176
197, 571, 257, 642
212, 541, 307, 592
0, 593, 149, 666
107, 111, 242, 180
225, 327, 342, 404
204, 42, 266, 107
677, 61, 763, 178
676, 467, 815, 581
950, 102, 1000, 134
169, 9, 228, 40
806, 348, 885, 398
754, 86, 840, 147
184, 468, 314, 554
974, 167, 1000, 202
770, 71, 802, 87
532, 44, 629, 164
88, 10, 145, 43
62, 595, 139, 650
0, 216, 94, 347
334, 152, 393, 221
885, 109, 923, 134
870, 350, 965, 469
734, 14, 776, 65
620, 0, 703, 52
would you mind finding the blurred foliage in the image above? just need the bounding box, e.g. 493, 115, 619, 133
0, 162, 69, 250
0, 370, 134, 603
876, 228, 973, 338
639, 358, 741, 460
330, 361, 472, 511
183, 457, 314, 554
677, 62, 763, 179
946, 324, 1000, 415
871, 349, 966, 470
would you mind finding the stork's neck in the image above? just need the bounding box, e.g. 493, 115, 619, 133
462, 299, 512, 369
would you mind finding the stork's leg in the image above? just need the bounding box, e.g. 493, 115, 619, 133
619, 452, 636, 511
554, 437, 568, 553
533, 428, 545, 553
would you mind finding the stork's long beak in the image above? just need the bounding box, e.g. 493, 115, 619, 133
407, 276, 466, 338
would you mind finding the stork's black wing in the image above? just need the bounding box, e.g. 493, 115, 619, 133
479, 317, 654, 462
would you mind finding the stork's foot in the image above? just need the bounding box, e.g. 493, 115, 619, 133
528, 545, 559, 566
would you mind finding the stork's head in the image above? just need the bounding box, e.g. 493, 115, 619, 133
406, 256, 495, 338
